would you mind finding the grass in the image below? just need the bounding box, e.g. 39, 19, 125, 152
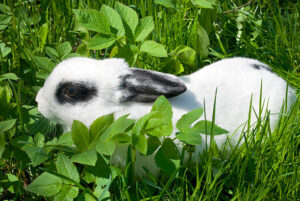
0, 0, 299, 200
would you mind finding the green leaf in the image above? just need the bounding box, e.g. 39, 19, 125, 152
176, 130, 202, 145
54, 185, 79, 201
0, 119, 16, 132
26, 172, 62, 197
13, 135, 33, 148
198, 9, 216, 36
0, 73, 19, 81
89, 113, 114, 147
56, 154, 80, 183
73, 9, 110, 34
100, 4, 125, 37
115, 2, 138, 34
34, 133, 45, 148
32, 55, 55, 72
110, 114, 135, 137
38, 23, 48, 50
0, 14, 11, 24
0, 85, 11, 107
0, 133, 5, 157
154, 138, 180, 175
71, 149, 97, 166
193, 120, 229, 135
58, 132, 74, 146
95, 178, 111, 200
87, 34, 116, 50
0, 4, 11, 14
147, 96, 173, 137
93, 123, 116, 156
64, 53, 82, 59
190, 21, 210, 59
158, 55, 179, 74
133, 134, 147, 155
135, 16, 154, 42
71, 120, 89, 151
0, 25, 7, 30
45, 46, 59, 59
84, 154, 111, 183
151, 103, 172, 122
144, 118, 167, 134
36, 71, 50, 80
81, 182, 110, 201
7, 173, 19, 182
96, 140, 116, 156
132, 111, 157, 136
140, 41, 168, 57
109, 45, 119, 58
108, 133, 131, 144
176, 108, 204, 131
47, 133, 75, 153
56, 42, 72, 60
154, 0, 177, 9
175, 45, 198, 68
0, 43, 11, 57
22, 145, 48, 167
146, 136, 161, 155
191, 0, 216, 9
76, 43, 89, 57
117, 44, 139, 66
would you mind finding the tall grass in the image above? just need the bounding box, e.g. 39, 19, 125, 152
0, 0, 299, 200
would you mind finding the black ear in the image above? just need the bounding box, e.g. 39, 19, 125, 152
119, 68, 187, 103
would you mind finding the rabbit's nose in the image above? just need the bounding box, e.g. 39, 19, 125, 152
35, 88, 44, 103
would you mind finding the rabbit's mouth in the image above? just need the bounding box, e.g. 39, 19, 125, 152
36, 103, 58, 123
36, 88, 59, 122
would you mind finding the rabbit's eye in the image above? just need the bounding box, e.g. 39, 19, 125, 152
63, 86, 79, 97
56, 82, 97, 104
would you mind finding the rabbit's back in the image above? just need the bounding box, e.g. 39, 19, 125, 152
169, 58, 296, 147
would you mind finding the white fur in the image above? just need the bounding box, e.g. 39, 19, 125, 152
36, 57, 296, 176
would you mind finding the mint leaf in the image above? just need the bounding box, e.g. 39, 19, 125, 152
26, 172, 62, 197
100, 4, 125, 37
71, 120, 89, 151
193, 120, 229, 135
176, 108, 203, 131
87, 34, 116, 50
0, 119, 16, 132
71, 149, 97, 166
89, 113, 114, 147
115, 2, 138, 34
22, 145, 48, 167
56, 154, 80, 183
73, 9, 110, 34
176, 130, 202, 145
135, 16, 154, 41
54, 185, 79, 201
0, 73, 19, 81
140, 41, 168, 57
155, 138, 180, 175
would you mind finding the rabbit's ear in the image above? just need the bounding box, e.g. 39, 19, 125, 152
119, 68, 186, 103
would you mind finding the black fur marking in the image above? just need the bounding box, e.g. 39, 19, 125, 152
119, 68, 187, 103
55, 81, 97, 104
251, 63, 272, 72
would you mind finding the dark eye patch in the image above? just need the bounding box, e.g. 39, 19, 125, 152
251, 63, 272, 72
55, 81, 97, 104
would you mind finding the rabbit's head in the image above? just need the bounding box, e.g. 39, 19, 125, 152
36, 57, 186, 130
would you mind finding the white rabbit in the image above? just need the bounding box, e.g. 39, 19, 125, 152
36, 57, 296, 176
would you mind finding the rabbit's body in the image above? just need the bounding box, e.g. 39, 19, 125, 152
113, 58, 294, 146
36, 57, 296, 177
